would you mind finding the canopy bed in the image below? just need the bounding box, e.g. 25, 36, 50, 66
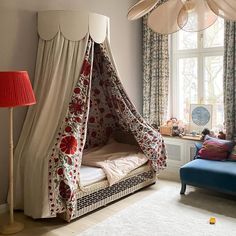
13, 10, 167, 222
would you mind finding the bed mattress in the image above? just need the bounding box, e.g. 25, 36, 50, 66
80, 165, 106, 186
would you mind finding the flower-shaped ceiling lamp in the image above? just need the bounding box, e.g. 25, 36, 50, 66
127, 0, 236, 34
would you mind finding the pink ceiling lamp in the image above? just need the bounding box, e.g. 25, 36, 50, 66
0, 71, 36, 235
127, 0, 236, 34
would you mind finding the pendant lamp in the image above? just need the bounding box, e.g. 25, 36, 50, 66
128, 0, 236, 34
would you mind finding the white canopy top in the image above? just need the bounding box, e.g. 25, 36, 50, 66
38, 10, 110, 43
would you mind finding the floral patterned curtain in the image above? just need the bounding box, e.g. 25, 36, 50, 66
142, 0, 169, 127
49, 40, 167, 221
224, 21, 236, 140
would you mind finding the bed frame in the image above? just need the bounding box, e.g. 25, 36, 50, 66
60, 163, 156, 221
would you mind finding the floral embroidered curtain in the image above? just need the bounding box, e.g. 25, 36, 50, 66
224, 21, 236, 140
142, 0, 169, 127
48, 40, 167, 221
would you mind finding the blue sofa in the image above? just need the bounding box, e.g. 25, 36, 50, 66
180, 159, 236, 195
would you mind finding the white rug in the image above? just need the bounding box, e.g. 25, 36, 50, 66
79, 184, 236, 236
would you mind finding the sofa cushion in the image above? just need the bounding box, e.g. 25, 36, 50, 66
198, 136, 234, 161
180, 159, 236, 195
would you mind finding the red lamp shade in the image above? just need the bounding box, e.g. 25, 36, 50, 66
0, 71, 36, 107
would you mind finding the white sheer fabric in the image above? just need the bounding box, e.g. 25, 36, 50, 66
13, 33, 88, 218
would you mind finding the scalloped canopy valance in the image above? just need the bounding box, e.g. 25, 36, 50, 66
38, 10, 110, 43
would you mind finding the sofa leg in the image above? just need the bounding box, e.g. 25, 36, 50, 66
180, 182, 186, 195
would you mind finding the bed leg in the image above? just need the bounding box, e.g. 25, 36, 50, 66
180, 182, 186, 195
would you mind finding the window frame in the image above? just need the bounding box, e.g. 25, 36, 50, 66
170, 30, 224, 124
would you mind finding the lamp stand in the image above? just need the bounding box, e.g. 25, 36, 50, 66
0, 108, 24, 235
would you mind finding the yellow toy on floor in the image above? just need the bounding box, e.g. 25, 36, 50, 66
209, 217, 216, 224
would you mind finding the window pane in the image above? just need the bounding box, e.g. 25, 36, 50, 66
204, 56, 224, 130
203, 18, 224, 48
178, 30, 197, 50
178, 57, 198, 123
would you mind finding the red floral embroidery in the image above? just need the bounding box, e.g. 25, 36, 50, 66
74, 88, 81, 94
65, 126, 72, 133
91, 131, 97, 137
81, 60, 91, 77
83, 79, 89, 86
57, 168, 64, 176
69, 98, 84, 115
94, 88, 100, 94
60, 136, 78, 155
75, 117, 82, 123
67, 157, 73, 165
59, 181, 72, 201
89, 117, 95, 123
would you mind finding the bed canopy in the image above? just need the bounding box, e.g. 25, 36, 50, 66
13, 10, 167, 221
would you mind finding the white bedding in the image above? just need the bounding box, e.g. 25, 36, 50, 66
82, 140, 148, 185
80, 165, 106, 186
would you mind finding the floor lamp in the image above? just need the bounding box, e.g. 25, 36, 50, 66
0, 71, 36, 235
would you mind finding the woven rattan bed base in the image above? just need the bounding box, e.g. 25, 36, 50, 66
60, 164, 156, 221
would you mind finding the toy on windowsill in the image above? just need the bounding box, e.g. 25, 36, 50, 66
218, 131, 226, 140
201, 128, 226, 141
201, 128, 211, 140
160, 118, 185, 136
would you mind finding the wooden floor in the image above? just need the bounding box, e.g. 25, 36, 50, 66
0, 179, 174, 236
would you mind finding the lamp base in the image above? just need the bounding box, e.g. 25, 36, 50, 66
0, 222, 24, 235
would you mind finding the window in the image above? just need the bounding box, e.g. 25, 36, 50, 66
171, 18, 224, 131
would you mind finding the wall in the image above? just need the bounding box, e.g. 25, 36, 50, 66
0, 0, 142, 204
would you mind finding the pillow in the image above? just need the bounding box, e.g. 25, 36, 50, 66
198, 135, 234, 161
229, 145, 236, 161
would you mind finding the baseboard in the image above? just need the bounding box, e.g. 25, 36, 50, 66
0, 204, 8, 214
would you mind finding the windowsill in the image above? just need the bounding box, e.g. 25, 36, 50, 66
162, 135, 202, 142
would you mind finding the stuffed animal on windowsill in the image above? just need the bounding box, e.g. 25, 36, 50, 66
201, 128, 226, 140
218, 131, 226, 140
201, 128, 210, 140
